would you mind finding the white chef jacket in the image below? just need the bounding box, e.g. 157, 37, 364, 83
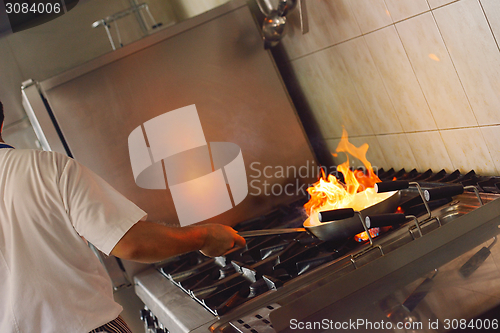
0, 146, 147, 333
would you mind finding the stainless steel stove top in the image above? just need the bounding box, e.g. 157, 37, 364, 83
135, 186, 500, 333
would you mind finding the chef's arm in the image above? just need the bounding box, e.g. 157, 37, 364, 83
110, 221, 246, 263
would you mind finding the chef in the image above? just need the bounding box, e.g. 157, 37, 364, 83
0, 100, 246, 333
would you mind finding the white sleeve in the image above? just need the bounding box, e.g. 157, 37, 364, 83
58, 158, 147, 255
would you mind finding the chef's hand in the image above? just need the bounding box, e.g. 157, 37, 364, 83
111, 221, 246, 263
197, 224, 246, 257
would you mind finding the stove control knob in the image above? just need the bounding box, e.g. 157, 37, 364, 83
140, 309, 150, 321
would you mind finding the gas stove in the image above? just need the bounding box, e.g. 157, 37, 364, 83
135, 168, 500, 333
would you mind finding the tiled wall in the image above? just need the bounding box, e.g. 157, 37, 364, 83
279, 0, 500, 176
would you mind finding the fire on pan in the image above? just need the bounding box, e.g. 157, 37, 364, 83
304, 128, 392, 242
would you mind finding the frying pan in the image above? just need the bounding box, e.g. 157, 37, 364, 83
239, 190, 401, 242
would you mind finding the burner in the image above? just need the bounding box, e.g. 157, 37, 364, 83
136, 169, 500, 333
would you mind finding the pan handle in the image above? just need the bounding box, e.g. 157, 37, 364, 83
365, 213, 407, 229
318, 208, 355, 223
238, 228, 306, 238
375, 181, 409, 193
423, 184, 464, 201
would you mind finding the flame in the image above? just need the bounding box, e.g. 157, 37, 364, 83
336, 128, 380, 192
304, 128, 390, 229
354, 228, 380, 242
